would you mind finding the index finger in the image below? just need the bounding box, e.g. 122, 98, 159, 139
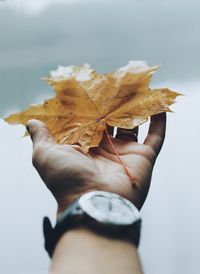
144, 113, 166, 156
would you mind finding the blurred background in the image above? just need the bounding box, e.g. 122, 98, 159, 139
0, 0, 200, 273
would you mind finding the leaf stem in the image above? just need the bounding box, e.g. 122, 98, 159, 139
105, 128, 134, 182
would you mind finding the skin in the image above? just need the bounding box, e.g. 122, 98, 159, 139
26, 112, 166, 274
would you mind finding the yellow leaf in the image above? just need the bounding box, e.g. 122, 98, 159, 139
5, 61, 181, 152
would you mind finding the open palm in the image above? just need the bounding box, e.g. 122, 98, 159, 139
27, 113, 166, 214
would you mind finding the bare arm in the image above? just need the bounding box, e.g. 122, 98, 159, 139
27, 113, 166, 274
50, 227, 143, 274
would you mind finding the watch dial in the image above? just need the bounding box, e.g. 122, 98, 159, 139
80, 191, 140, 225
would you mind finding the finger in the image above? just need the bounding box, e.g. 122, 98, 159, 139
116, 127, 138, 142
144, 113, 166, 155
26, 119, 55, 147
107, 125, 114, 136
132, 126, 139, 136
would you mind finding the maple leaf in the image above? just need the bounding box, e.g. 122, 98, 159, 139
5, 61, 180, 153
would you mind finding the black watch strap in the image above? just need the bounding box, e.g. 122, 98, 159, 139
43, 196, 141, 258
43, 199, 82, 257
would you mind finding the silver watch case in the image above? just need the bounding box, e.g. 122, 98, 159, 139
78, 191, 141, 226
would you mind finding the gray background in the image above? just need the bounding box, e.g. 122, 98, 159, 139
0, 0, 200, 273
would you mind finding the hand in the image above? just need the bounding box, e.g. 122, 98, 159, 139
26, 113, 166, 214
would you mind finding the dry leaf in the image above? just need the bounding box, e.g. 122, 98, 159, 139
5, 61, 180, 152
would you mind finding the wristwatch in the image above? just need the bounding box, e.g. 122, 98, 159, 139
43, 191, 141, 257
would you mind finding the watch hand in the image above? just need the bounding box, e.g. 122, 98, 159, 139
109, 200, 112, 211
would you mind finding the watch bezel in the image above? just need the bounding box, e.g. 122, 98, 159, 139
79, 191, 140, 225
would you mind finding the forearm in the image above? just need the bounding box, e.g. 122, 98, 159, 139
50, 227, 143, 274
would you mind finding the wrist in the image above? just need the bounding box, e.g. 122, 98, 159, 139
50, 227, 143, 274
56, 189, 100, 218
44, 191, 141, 257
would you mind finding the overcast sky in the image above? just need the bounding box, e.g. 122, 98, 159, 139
0, 1, 200, 274
0, 0, 200, 117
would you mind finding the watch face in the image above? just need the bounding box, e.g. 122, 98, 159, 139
79, 191, 140, 225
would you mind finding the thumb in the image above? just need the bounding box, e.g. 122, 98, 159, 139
26, 119, 54, 147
